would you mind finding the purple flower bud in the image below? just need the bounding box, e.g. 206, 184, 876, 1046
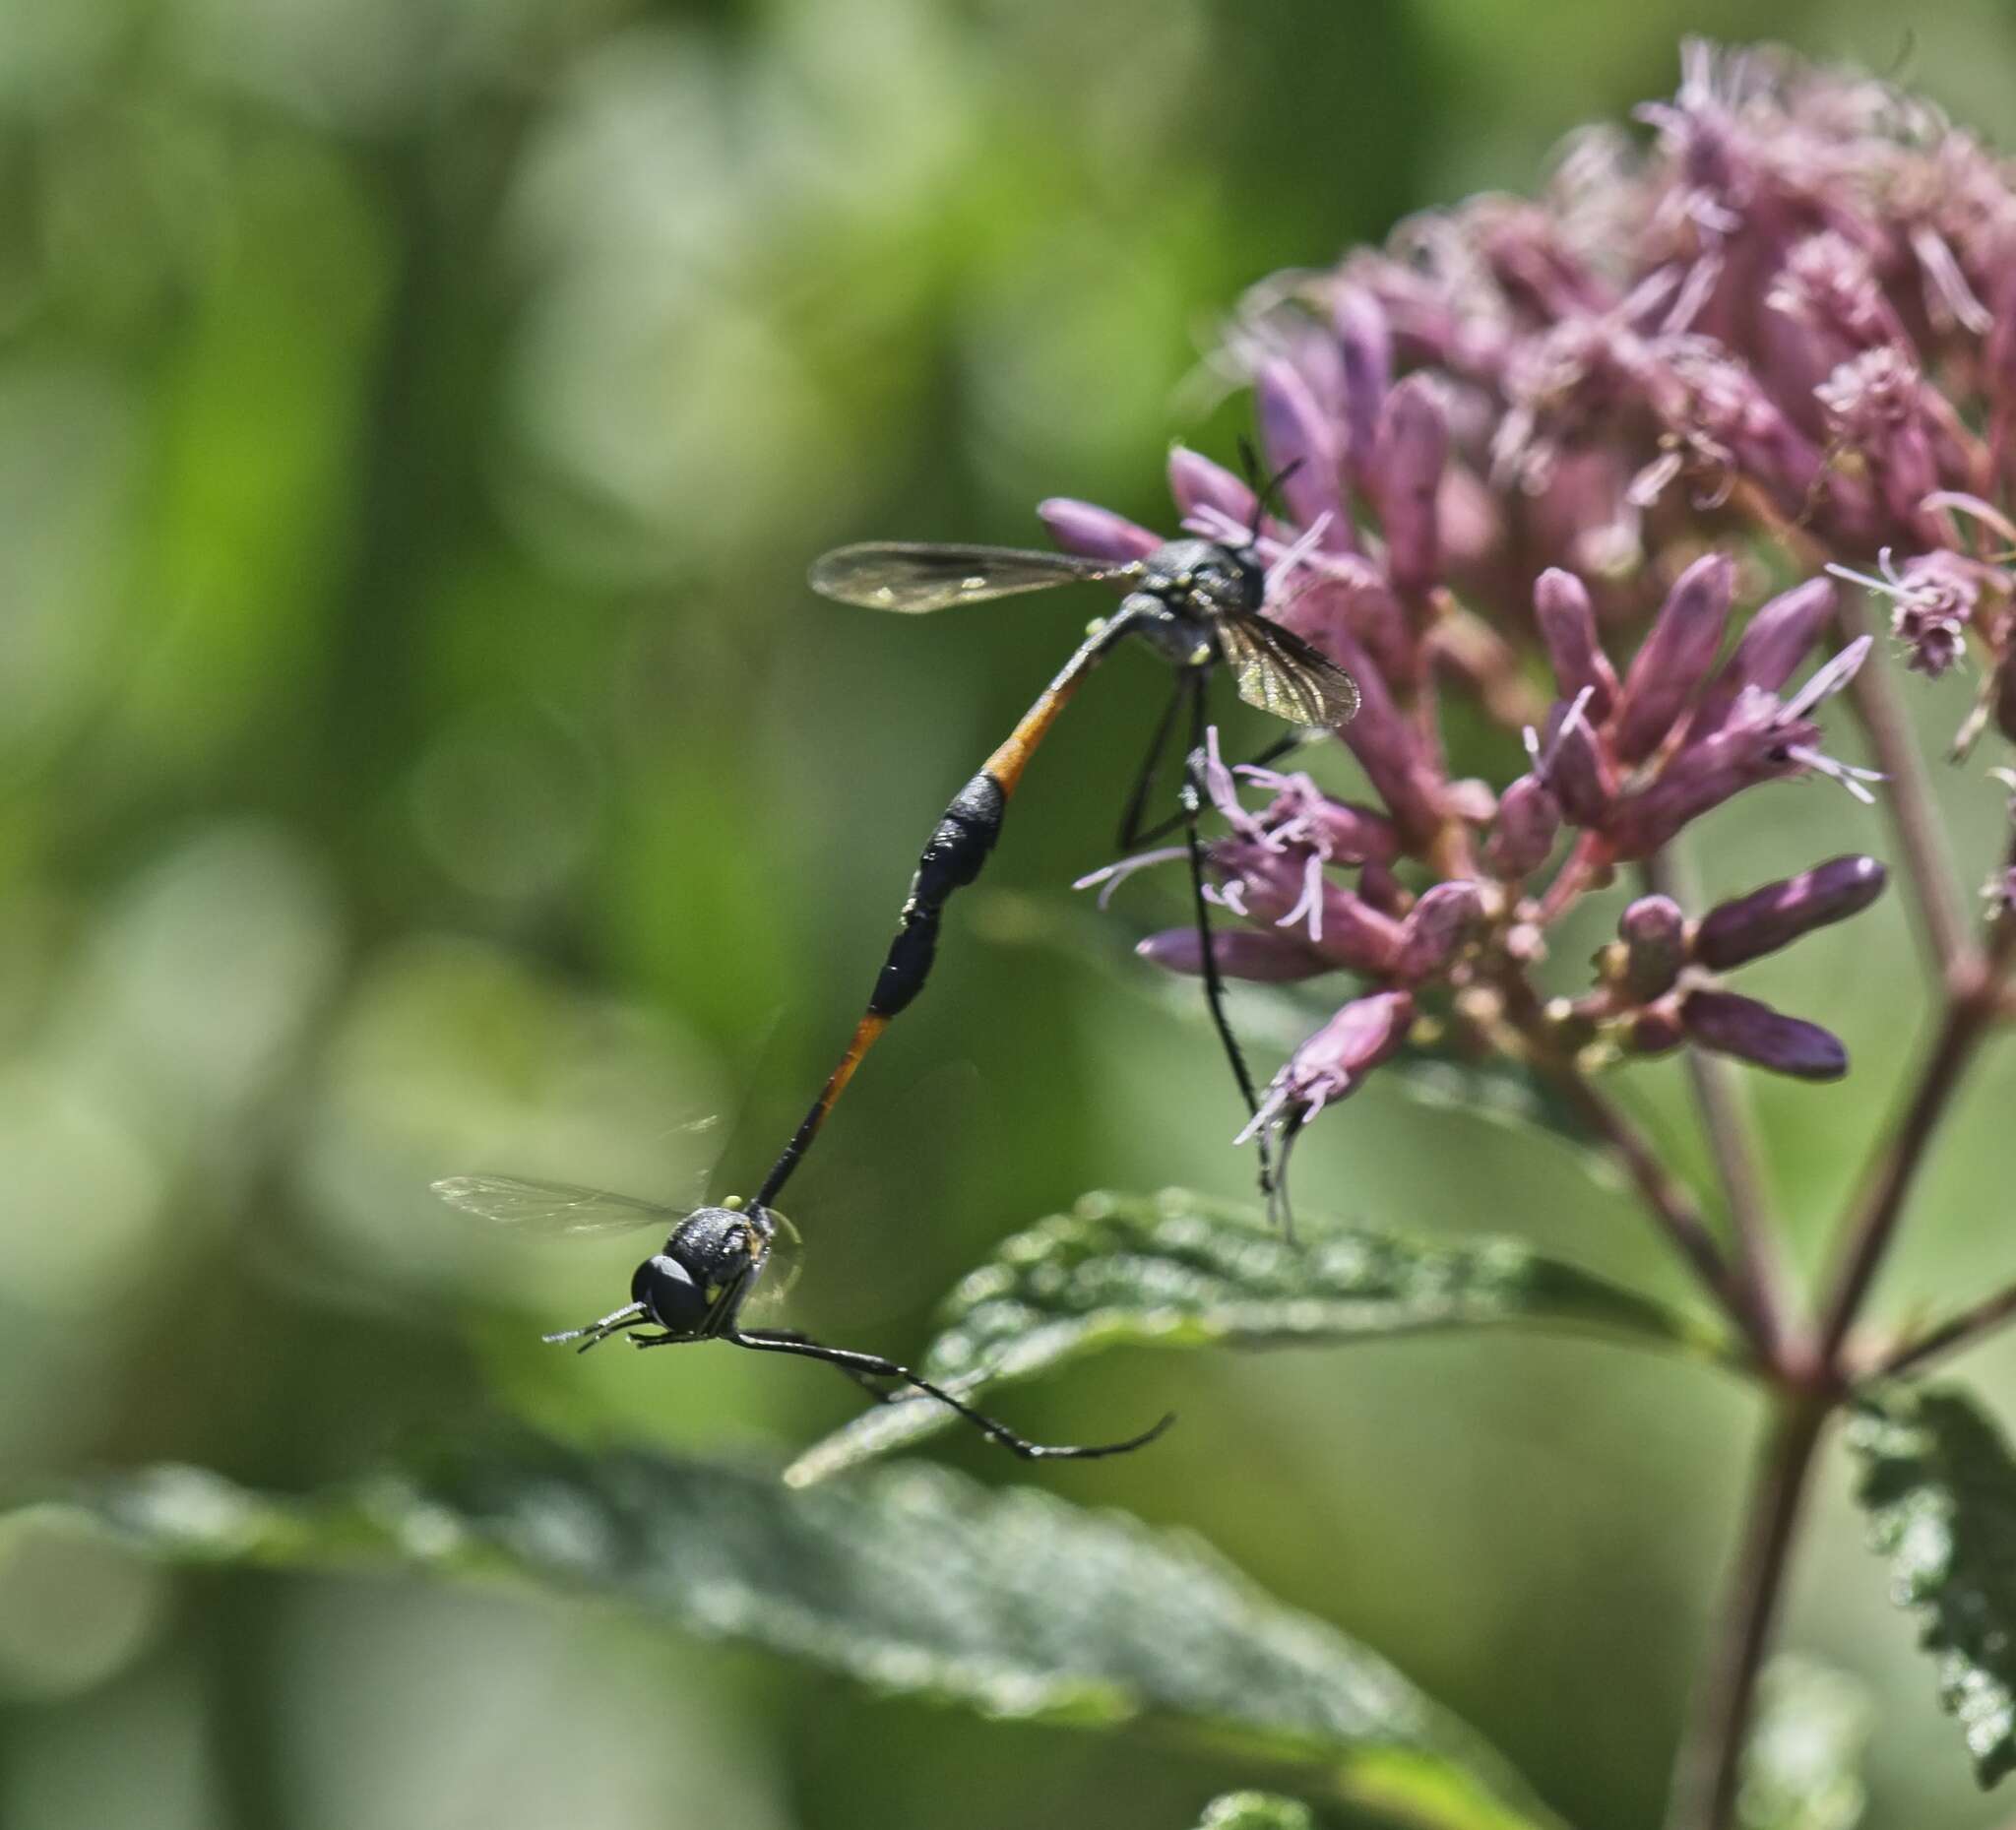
1617, 895, 1687, 1000
1626, 1006, 1685, 1055
1534, 568, 1620, 721
1038, 498, 1162, 562
1606, 639, 1877, 858
1358, 862, 1406, 915
1334, 284, 1392, 486
1684, 577, 1836, 742
1167, 446, 1258, 529
1294, 575, 1415, 694
1210, 839, 1405, 975
1484, 773, 1561, 877
1256, 358, 1347, 537
1240, 989, 1417, 1144
1603, 726, 1793, 860
1373, 376, 1449, 598
1305, 622, 1444, 845
1136, 927, 1328, 982
1611, 553, 1735, 764
1305, 890, 1408, 975
1541, 695, 1617, 829
1395, 879, 1483, 981
1694, 855, 1887, 970
1679, 989, 1848, 1081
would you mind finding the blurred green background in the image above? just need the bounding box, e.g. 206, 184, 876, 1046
4, 0, 2016, 1825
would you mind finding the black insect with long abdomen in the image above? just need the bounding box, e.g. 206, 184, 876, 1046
436, 459, 1355, 1464
788, 487, 1359, 1222
432, 1176, 1171, 1465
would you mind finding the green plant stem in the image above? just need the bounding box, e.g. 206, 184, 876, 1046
1814, 912, 2016, 1367
1536, 1062, 1767, 1359
1643, 851, 1798, 1367
1838, 597, 1972, 975
1872, 1278, 2016, 1377
1662, 1394, 1830, 1830
1485, 965, 1768, 1357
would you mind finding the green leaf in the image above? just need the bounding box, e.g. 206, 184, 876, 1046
1848, 1384, 2016, 1787
52, 1446, 1562, 1830
787, 1188, 1727, 1484
1195, 1793, 1314, 1830
1738, 1656, 1872, 1830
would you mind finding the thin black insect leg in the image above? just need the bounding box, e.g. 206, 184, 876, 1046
1116, 672, 1190, 851
729, 1328, 1174, 1462
1175, 669, 1282, 1223
724, 1328, 896, 1399
1124, 725, 1314, 848
1241, 727, 1312, 775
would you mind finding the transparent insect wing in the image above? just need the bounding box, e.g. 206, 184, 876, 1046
807, 543, 1138, 613
430, 1176, 685, 1239
739, 1208, 804, 1320
1220, 613, 1362, 727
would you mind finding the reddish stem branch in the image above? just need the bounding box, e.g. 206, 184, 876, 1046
1644, 851, 1799, 1367
1872, 1279, 2016, 1378
1663, 1396, 1830, 1830
1539, 1064, 1769, 1359
1815, 915, 2016, 1366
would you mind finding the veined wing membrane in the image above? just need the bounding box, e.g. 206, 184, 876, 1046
808, 543, 1139, 613
743, 1208, 803, 1318
432, 1176, 682, 1239
1221, 612, 1362, 727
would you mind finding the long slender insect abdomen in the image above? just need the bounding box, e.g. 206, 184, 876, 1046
870, 771, 1005, 1018
753, 618, 1125, 1212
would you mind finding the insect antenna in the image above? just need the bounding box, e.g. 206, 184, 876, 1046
1234, 435, 1305, 545
728, 1327, 1174, 1462
1115, 673, 1191, 851
543, 1301, 650, 1353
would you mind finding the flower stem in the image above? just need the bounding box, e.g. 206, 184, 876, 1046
1662, 1393, 1830, 1830
1872, 1278, 2016, 1377
1814, 911, 2016, 1366
1540, 1063, 1769, 1359
1837, 597, 1973, 975
1644, 851, 1799, 1366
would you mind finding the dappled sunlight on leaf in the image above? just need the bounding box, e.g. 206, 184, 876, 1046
787, 1187, 1727, 1484
1849, 1386, 2016, 1789
53, 1444, 1564, 1830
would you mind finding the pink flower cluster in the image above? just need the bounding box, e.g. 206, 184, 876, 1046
1039, 42, 2016, 1159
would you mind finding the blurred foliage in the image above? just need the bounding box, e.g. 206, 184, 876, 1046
1850, 1387, 2016, 1789
787, 1187, 1721, 1483
1196, 1796, 1317, 1830
4, 1, 2016, 1828
1737, 1656, 1872, 1830
62, 1448, 1563, 1830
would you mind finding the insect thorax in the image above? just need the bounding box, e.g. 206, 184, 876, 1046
1120, 537, 1265, 668
630, 1204, 774, 1335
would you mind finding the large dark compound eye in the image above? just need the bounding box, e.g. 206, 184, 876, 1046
629, 1206, 761, 1336
629, 1252, 712, 1333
